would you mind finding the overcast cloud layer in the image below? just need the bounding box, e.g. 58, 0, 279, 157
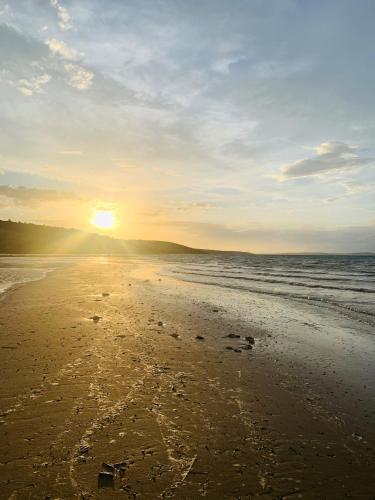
0, 0, 374, 252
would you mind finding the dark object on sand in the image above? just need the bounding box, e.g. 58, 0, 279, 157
196, 335, 205, 340
98, 471, 115, 489
226, 346, 233, 350
245, 336, 255, 344
226, 333, 240, 339
241, 344, 253, 350
102, 462, 115, 472
170, 333, 180, 339
102, 292, 110, 297
213, 309, 219, 312
89, 315, 102, 323
234, 348, 242, 353
158, 321, 164, 326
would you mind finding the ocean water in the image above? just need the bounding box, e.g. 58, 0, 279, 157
157, 254, 375, 327
0, 256, 82, 295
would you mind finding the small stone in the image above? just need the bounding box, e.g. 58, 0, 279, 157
170, 333, 180, 339
234, 349, 242, 353
195, 335, 205, 340
78, 442, 90, 455
158, 321, 164, 326
241, 344, 253, 350
102, 292, 110, 297
226, 346, 233, 350
226, 333, 240, 339
102, 462, 115, 472
245, 336, 255, 344
98, 471, 115, 489
89, 315, 101, 323
213, 309, 219, 312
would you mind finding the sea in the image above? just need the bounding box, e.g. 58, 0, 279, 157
156, 253, 375, 325
1, 254, 374, 325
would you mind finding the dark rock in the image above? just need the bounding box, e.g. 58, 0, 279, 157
245, 336, 255, 344
234, 348, 242, 353
78, 443, 90, 455
98, 471, 115, 489
195, 335, 205, 340
226, 333, 240, 339
158, 321, 164, 326
225, 346, 233, 350
241, 344, 253, 350
170, 333, 180, 339
89, 315, 101, 323
102, 462, 115, 472
213, 309, 219, 312
102, 292, 110, 297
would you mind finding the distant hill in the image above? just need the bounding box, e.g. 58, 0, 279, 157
0, 220, 205, 255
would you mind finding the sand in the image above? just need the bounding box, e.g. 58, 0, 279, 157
0, 259, 375, 499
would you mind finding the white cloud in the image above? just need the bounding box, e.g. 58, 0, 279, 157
279, 141, 374, 180
59, 150, 83, 156
46, 38, 79, 60
177, 202, 217, 211
0, 3, 10, 16
17, 73, 51, 96
64, 63, 94, 90
49, 0, 72, 31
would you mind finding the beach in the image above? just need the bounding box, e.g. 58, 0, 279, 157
1, 257, 375, 499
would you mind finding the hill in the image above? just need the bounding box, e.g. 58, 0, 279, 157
0, 220, 205, 255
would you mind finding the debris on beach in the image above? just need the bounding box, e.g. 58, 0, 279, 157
170, 333, 180, 339
89, 315, 102, 323
78, 442, 90, 455
157, 321, 164, 326
226, 333, 240, 339
195, 335, 205, 340
213, 308, 219, 312
102, 292, 110, 297
241, 344, 253, 350
245, 336, 255, 344
226, 346, 233, 350
98, 471, 115, 489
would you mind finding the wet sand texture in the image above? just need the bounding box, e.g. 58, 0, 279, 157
1, 260, 375, 499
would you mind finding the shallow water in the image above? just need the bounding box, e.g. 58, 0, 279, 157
156, 254, 375, 325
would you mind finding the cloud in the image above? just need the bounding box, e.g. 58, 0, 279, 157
59, 150, 83, 156
16, 73, 51, 96
0, 3, 10, 16
64, 63, 94, 90
49, 0, 72, 31
279, 141, 374, 180
177, 202, 217, 211
46, 38, 79, 60
0, 185, 79, 207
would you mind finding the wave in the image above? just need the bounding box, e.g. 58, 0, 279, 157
172, 270, 375, 294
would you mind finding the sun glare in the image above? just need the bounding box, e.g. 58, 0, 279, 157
90, 210, 116, 230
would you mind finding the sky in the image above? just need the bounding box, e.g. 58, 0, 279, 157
0, 0, 374, 252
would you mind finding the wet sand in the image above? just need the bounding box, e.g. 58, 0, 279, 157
0, 259, 375, 499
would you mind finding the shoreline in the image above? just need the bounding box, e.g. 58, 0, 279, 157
0, 259, 375, 498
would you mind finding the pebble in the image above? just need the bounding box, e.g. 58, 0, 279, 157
98, 471, 115, 489
196, 335, 205, 340
89, 315, 101, 323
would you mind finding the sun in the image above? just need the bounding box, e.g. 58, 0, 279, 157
90, 210, 116, 230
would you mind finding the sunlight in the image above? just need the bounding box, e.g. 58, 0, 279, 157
90, 210, 116, 230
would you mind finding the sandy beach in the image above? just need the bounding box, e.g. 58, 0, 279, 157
1, 258, 375, 499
